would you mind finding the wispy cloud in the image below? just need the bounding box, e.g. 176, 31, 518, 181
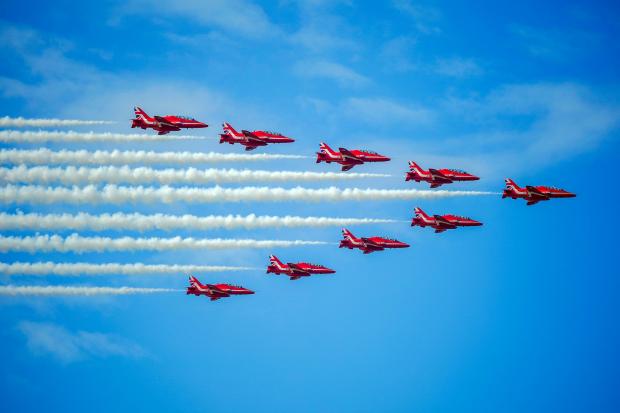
442, 82, 620, 171
294, 60, 369, 87
434, 57, 483, 78
342, 97, 435, 125
18, 321, 147, 364
118, 0, 280, 39
391, 0, 442, 34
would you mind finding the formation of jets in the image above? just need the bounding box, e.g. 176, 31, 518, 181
129, 107, 576, 301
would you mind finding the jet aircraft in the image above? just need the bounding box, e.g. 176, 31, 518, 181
219, 122, 295, 151
266, 255, 335, 280
411, 207, 482, 233
405, 161, 479, 188
316, 142, 390, 171
339, 228, 409, 254
186, 275, 254, 301
131, 107, 208, 135
502, 178, 576, 206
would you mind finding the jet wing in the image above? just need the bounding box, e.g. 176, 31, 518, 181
287, 263, 310, 276
338, 148, 364, 164
241, 130, 268, 146
433, 215, 457, 229
360, 238, 384, 251
154, 116, 182, 130
428, 168, 453, 184
526, 186, 550, 201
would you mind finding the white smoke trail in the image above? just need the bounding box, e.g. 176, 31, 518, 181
0, 116, 115, 128
0, 165, 390, 185
0, 285, 177, 296
0, 212, 396, 232
0, 234, 328, 254
0, 130, 206, 143
0, 148, 307, 165
0, 262, 255, 276
0, 184, 496, 205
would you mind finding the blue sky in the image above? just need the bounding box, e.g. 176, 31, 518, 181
1, 1, 619, 412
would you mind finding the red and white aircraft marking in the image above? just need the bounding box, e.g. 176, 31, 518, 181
219, 122, 295, 151
502, 178, 576, 206
405, 161, 479, 188
131, 107, 208, 135
186, 275, 254, 301
339, 228, 409, 254
411, 207, 482, 233
266, 255, 335, 281
316, 142, 390, 171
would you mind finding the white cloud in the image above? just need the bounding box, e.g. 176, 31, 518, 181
391, 0, 442, 34
380, 36, 418, 72
342, 97, 435, 124
118, 0, 280, 39
435, 57, 482, 78
442, 83, 620, 171
18, 321, 146, 364
294, 60, 369, 87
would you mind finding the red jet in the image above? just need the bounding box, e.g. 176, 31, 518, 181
266, 255, 335, 281
503, 178, 576, 206
131, 107, 208, 135
186, 275, 254, 301
339, 228, 409, 254
411, 207, 482, 233
219, 122, 295, 151
316, 142, 390, 171
406, 161, 479, 188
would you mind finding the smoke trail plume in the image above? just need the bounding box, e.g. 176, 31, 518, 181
0, 184, 496, 205
0, 165, 390, 185
0, 212, 396, 232
0, 148, 306, 165
0, 116, 114, 127
0, 130, 205, 143
0, 234, 328, 254
0, 285, 177, 296
0, 262, 255, 276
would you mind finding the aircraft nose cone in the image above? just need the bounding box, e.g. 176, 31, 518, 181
472, 220, 483, 226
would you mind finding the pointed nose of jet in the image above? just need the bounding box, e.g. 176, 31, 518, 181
282, 136, 295, 143
325, 268, 336, 274
196, 121, 209, 128
468, 219, 483, 226
396, 241, 410, 248
563, 191, 577, 198
378, 155, 391, 162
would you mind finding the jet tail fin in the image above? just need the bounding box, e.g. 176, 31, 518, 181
269, 255, 286, 271
222, 122, 240, 137
134, 106, 154, 122
505, 178, 521, 191
414, 207, 430, 219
